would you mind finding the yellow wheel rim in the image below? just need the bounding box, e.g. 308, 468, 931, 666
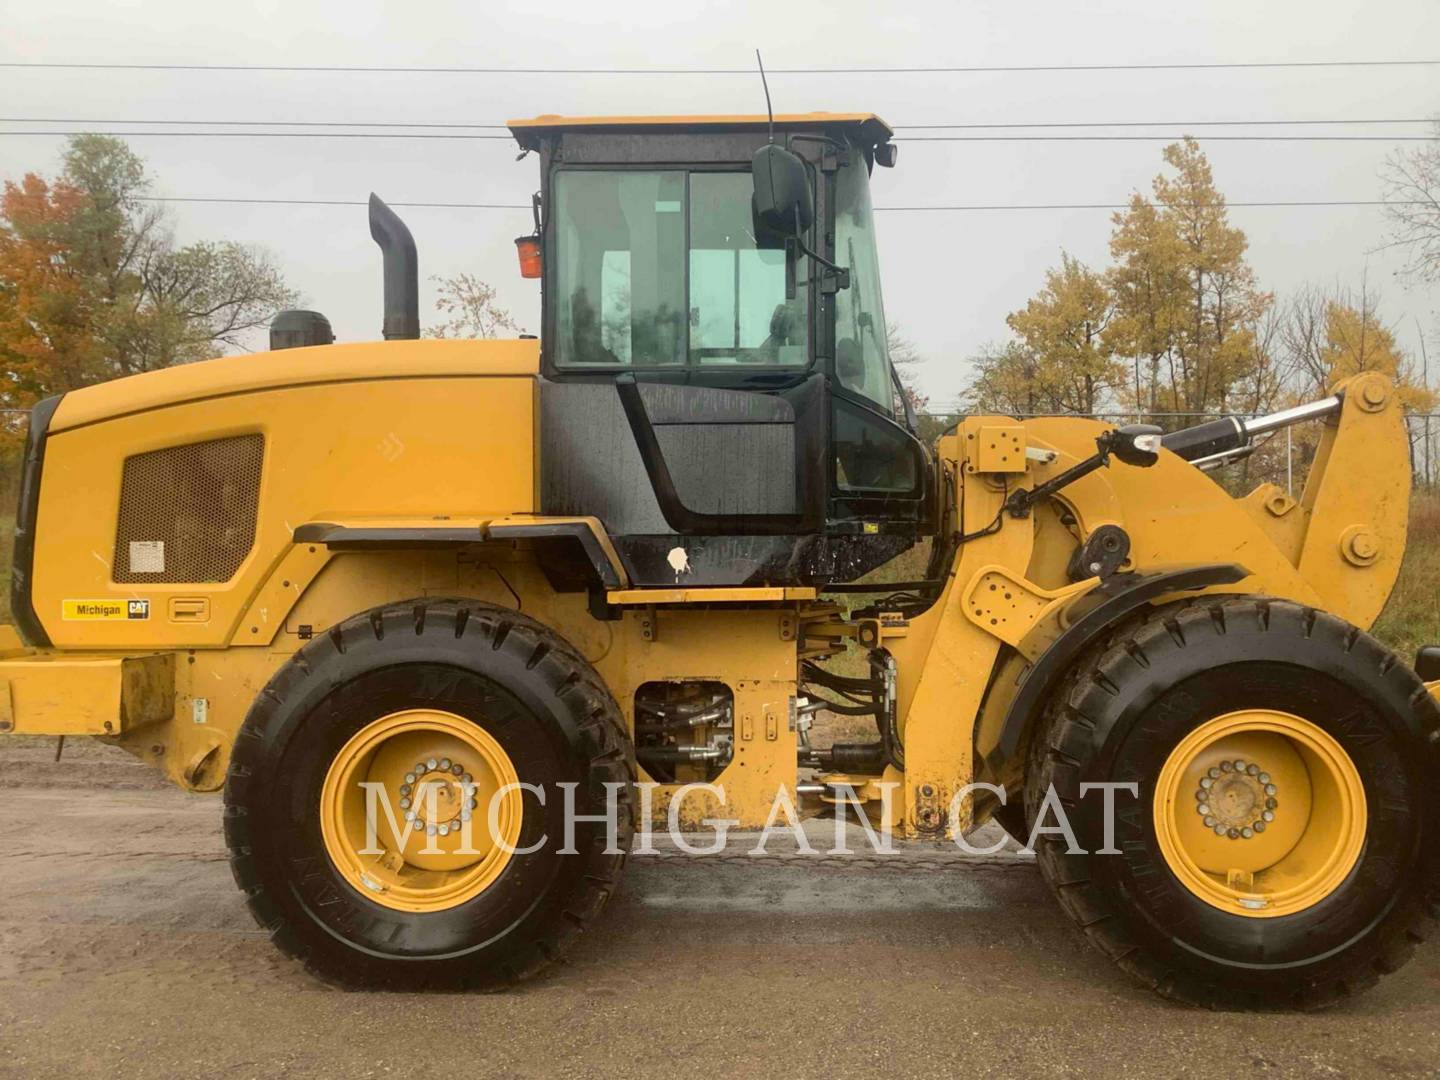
1153, 709, 1366, 919
320, 709, 524, 914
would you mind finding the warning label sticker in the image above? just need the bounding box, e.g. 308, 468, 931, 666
63, 599, 151, 621
128, 540, 165, 574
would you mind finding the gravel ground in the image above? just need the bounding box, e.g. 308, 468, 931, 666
1, 738, 1438, 1079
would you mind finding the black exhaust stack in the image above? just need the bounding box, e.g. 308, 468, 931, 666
368, 193, 419, 340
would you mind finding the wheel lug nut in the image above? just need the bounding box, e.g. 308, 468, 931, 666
1258, 772, 1271, 784
451, 763, 464, 776
1254, 821, 1267, 833
1262, 810, 1275, 822
1194, 790, 1206, 802
1207, 768, 1220, 779
1200, 776, 1214, 789
1213, 824, 1226, 836
1246, 764, 1259, 776
426, 758, 438, 771
404, 773, 417, 785
462, 773, 473, 784
399, 798, 411, 810
1233, 759, 1246, 772
1198, 804, 1211, 816
1241, 827, 1254, 839
1204, 816, 1217, 827
1220, 762, 1233, 773
415, 762, 427, 776
1263, 783, 1277, 796
426, 823, 437, 836
400, 784, 412, 797
439, 758, 452, 771
438, 824, 450, 837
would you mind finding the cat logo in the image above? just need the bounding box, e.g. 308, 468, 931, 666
62, 599, 151, 621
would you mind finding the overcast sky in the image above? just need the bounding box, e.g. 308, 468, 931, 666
3, 0, 1437, 408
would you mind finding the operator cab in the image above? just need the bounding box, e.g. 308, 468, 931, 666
509, 113, 932, 587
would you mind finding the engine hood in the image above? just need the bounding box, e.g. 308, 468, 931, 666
48, 338, 540, 433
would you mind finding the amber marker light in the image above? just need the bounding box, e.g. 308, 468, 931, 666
515, 236, 542, 279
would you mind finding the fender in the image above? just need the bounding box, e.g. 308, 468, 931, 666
293, 516, 628, 590
985, 562, 1249, 776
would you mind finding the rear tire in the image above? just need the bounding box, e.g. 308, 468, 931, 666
1026, 597, 1440, 1009
224, 599, 634, 990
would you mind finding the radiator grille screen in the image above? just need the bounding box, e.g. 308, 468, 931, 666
112, 434, 264, 584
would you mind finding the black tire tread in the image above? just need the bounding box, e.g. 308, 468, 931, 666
1025, 596, 1440, 1010
223, 598, 635, 991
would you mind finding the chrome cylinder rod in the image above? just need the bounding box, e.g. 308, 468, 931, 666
1242, 395, 1342, 438
1164, 393, 1344, 463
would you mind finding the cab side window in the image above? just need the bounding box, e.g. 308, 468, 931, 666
552, 170, 809, 370
833, 398, 919, 494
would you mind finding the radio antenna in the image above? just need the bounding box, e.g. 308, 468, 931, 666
756, 49, 774, 144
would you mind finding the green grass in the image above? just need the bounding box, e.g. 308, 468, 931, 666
1370, 493, 1440, 661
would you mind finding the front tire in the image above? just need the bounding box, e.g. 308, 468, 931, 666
1027, 597, 1439, 1009
224, 599, 634, 990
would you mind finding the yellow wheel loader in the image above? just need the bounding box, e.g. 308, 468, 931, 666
3, 113, 1436, 1007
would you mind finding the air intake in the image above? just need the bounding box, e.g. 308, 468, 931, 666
270, 309, 335, 351
111, 435, 265, 584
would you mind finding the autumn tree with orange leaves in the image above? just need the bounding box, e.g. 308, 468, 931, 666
0, 174, 103, 412
1, 135, 296, 452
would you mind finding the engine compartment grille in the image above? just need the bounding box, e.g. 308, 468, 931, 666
111, 434, 265, 584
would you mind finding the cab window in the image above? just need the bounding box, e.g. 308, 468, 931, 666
552, 170, 808, 368
833, 153, 894, 411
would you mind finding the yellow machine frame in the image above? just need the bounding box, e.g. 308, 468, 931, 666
0, 326, 1410, 839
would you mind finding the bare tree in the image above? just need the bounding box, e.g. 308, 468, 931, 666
1378, 120, 1440, 284
427, 273, 524, 339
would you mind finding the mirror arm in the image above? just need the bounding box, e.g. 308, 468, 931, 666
793, 235, 850, 291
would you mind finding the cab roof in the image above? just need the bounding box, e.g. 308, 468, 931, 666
507, 112, 893, 150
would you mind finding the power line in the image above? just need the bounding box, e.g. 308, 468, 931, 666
133, 196, 1425, 211
878, 200, 1419, 210
0, 130, 514, 140
2, 59, 1438, 75
137, 197, 529, 208
900, 118, 1438, 129
0, 117, 508, 129
3, 130, 1433, 143
897, 135, 1437, 142
1, 116, 1432, 129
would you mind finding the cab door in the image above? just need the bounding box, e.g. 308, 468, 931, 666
541, 166, 828, 536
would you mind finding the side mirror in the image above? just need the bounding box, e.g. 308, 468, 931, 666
751, 144, 813, 242
874, 141, 898, 168
1111, 424, 1164, 467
